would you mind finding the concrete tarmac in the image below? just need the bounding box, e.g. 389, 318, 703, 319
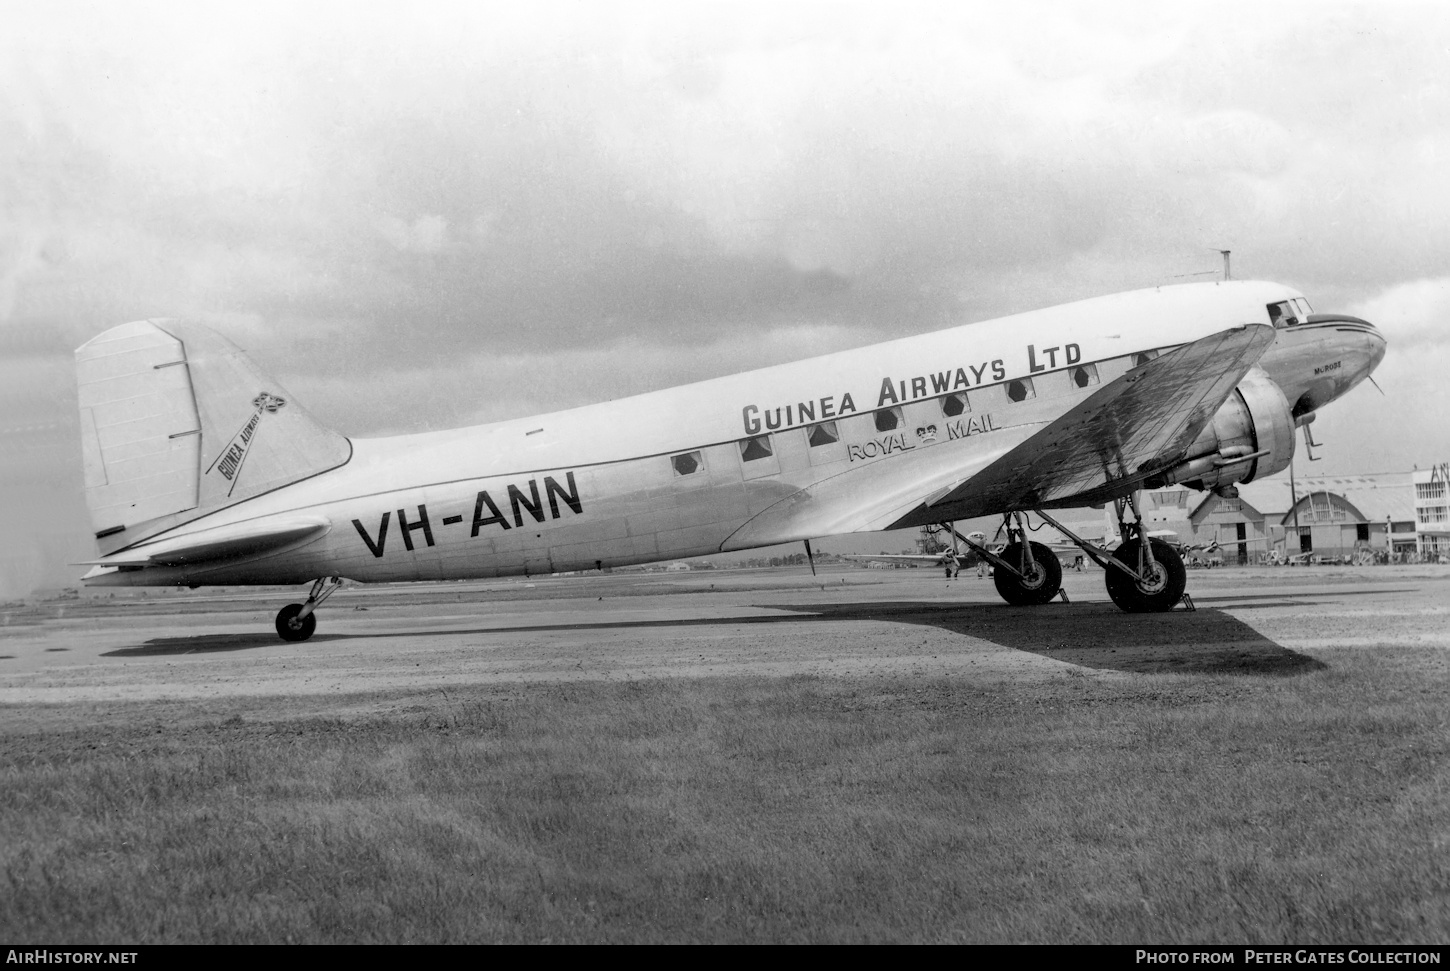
3, 564, 1448, 707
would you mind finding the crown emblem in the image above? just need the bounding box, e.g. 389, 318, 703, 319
253, 392, 287, 413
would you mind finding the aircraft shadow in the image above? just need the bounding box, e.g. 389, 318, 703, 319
1188, 587, 1413, 609
104, 632, 350, 657
104, 600, 1322, 676
771, 601, 1325, 676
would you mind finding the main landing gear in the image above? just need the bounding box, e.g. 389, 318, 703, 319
1103, 538, 1187, 612
994, 540, 1063, 605
946, 495, 1190, 612
275, 576, 342, 642
1033, 496, 1188, 613
949, 513, 1064, 606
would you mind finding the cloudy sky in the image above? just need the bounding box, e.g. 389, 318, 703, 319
2, 1, 1447, 594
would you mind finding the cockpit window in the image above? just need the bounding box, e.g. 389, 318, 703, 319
1293, 298, 1313, 318
1267, 300, 1300, 328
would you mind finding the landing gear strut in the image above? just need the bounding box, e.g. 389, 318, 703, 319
1103, 538, 1186, 612
949, 513, 1063, 606
1031, 497, 1187, 613
993, 540, 1063, 605
275, 576, 342, 642
1102, 494, 1186, 612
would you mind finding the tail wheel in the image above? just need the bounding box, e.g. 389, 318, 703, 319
275, 603, 317, 642
992, 541, 1063, 606
1104, 539, 1187, 613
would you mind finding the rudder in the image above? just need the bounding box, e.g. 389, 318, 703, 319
76, 319, 351, 549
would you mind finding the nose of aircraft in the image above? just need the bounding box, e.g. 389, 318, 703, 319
1288, 313, 1386, 417
1365, 321, 1388, 372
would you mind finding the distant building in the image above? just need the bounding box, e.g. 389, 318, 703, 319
1120, 487, 1194, 543
1196, 471, 1417, 562
1190, 490, 1274, 564
929, 468, 1442, 565
1413, 463, 1450, 556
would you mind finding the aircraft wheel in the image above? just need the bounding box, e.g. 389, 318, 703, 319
992, 542, 1063, 605
275, 603, 317, 642
1104, 539, 1186, 613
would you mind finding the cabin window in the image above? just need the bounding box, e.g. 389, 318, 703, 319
1131, 350, 1159, 368
1070, 363, 1099, 389
940, 393, 969, 417
1005, 378, 1035, 402
739, 434, 780, 480
671, 451, 702, 476
874, 407, 904, 432
738, 435, 773, 462
807, 421, 839, 447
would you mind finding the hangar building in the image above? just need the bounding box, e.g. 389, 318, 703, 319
1191, 471, 1417, 563
953, 467, 1442, 565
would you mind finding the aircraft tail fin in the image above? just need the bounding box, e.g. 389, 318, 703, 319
75, 320, 351, 550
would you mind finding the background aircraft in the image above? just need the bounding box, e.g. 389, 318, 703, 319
842, 526, 1086, 575
73, 280, 1384, 639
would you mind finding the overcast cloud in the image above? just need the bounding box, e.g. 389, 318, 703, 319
3, 1, 1447, 595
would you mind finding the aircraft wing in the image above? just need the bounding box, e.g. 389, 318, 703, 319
79, 518, 331, 571
889, 324, 1275, 527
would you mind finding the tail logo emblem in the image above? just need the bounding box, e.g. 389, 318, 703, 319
206, 391, 286, 496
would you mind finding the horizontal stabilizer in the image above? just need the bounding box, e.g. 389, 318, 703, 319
78, 518, 331, 568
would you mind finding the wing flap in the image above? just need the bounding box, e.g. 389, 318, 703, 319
889, 324, 1276, 527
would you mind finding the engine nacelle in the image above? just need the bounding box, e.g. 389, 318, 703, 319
1155, 367, 1296, 492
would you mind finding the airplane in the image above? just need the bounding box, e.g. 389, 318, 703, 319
72, 280, 1386, 639
839, 531, 989, 576
848, 524, 1221, 583
1107, 529, 1218, 555
841, 527, 1089, 578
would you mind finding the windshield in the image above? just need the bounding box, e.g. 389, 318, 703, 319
1267, 300, 1297, 328
1267, 297, 1314, 328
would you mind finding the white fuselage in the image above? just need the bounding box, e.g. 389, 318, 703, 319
85, 280, 1381, 587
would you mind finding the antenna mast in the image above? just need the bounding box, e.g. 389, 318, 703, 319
1217, 249, 1231, 281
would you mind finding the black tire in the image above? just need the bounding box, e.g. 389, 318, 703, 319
1104, 539, 1187, 613
275, 603, 317, 642
992, 541, 1063, 606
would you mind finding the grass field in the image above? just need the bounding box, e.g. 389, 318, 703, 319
3, 638, 1447, 943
